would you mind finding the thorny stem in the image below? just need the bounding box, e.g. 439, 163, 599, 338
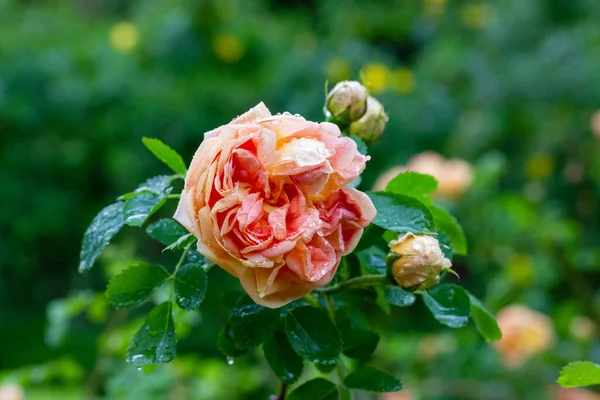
312, 275, 389, 295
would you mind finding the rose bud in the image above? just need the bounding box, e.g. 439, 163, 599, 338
386, 233, 452, 291
325, 80, 369, 124
349, 96, 389, 145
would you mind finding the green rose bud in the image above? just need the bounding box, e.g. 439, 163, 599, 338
349, 96, 388, 145
325, 80, 369, 124
386, 233, 452, 291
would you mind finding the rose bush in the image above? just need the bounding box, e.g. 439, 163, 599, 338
174, 103, 376, 307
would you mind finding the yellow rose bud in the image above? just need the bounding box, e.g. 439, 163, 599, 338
325, 80, 369, 124
349, 96, 389, 145
386, 233, 452, 291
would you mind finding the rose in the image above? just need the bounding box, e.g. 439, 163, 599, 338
174, 103, 376, 308
373, 152, 473, 198
386, 233, 452, 291
494, 305, 555, 368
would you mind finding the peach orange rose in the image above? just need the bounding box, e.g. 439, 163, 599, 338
174, 103, 376, 308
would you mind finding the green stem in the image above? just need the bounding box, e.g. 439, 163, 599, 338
277, 382, 288, 400
169, 243, 193, 302
166, 194, 181, 200
312, 275, 389, 295
302, 294, 320, 308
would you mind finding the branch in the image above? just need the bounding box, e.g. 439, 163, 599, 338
312, 275, 389, 295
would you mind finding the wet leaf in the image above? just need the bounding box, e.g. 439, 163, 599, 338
285, 306, 342, 365
367, 192, 435, 234
287, 378, 338, 400
467, 293, 502, 341
106, 264, 170, 307
263, 331, 304, 384
79, 202, 125, 273
558, 361, 600, 388
385, 171, 437, 201
228, 295, 280, 348
343, 367, 402, 392
126, 302, 176, 367
422, 284, 470, 328
431, 206, 467, 255
146, 218, 189, 246
384, 286, 416, 307
174, 263, 207, 311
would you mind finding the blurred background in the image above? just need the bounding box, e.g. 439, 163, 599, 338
1, 0, 600, 398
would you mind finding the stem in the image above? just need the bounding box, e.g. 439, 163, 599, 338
277, 382, 288, 400
312, 275, 389, 295
172, 242, 193, 277
166, 194, 181, 200
302, 294, 320, 308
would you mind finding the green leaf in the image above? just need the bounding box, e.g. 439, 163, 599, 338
287, 378, 339, 400
228, 295, 280, 348
367, 192, 435, 234
146, 218, 189, 246
174, 262, 207, 311
357, 246, 388, 275
343, 367, 402, 392
384, 286, 416, 307
126, 302, 176, 367
119, 175, 173, 200
285, 306, 342, 365
349, 135, 368, 155
123, 190, 172, 227
385, 171, 438, 201
106, 264, 170, 307
263, 331, 304, 384
163, 233, 197, 252
217, 324, 248, 358
422, 284, 471, 328
558, 361, 600, 388
354, 224, 386, 252
431, 206, 467, 255
335, 306, 379, 359
467, 293, 502, 341
142, 137, 187, 176
79, 203, 125, 273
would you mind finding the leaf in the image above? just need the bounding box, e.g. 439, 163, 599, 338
467, 293, 502, 342
142, 137, 187, 176
357, 246, 388, 275
354, 224, 386, 252
335, 306, 379, 359
106, 264, 170, 307
174, 261, 207, 311
367, 192, 435, 234
285, 306, 342, 365
118, 175, 173, 200
228, 295, 281, 348
349, 135, 368, 155
79, 203, 125, 273
123, 190, 172, 227
558, 361, 600, 388
217, 324, 248, 358
263, 331, 304, 384
126, 302, 176, 367
384, 286, 416, 307
146, 218, 189, 246
343, 367, 402, 392
385, 171, 438, 201
287, 378, 339, 400
422, 284, 471, 328
163, 233, 197, 252
431, 206, 467, 255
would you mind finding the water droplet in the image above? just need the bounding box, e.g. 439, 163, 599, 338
226, 356, 234, 365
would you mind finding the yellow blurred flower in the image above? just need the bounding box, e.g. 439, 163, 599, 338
507, 253, 533, 286
391, 68, 416, 94
0, 384, 24, 400
526, 153, 555, 180
213, 34, 245, 63
423, 0, 447, 18
569, 316, 596, 342
362, 63, 390, 94
495, 305, 554, 368
109, 22, 139, 53
326, 58, 351, 83
461, 4, 493, 30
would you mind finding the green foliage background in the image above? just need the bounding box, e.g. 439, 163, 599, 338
1, 0, 600, 398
